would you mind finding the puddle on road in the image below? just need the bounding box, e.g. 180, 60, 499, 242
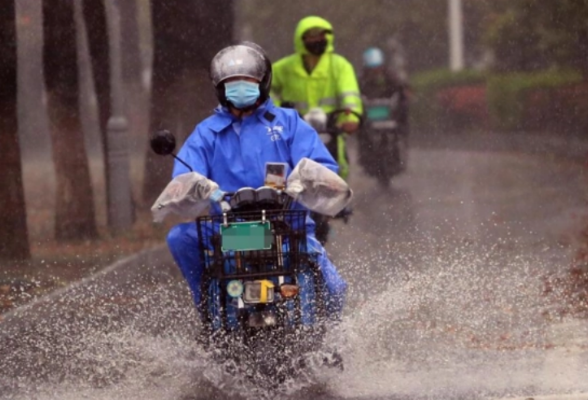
1, 237, 587, 400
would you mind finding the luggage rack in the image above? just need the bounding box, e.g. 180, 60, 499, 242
196, 209, 310, 279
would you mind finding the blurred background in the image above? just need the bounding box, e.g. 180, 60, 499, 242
1, 0, 588, 309
3, 3, 588, 399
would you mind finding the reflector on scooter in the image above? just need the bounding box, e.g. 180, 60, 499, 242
226, 280, 244, 298
280, 284, 299, 298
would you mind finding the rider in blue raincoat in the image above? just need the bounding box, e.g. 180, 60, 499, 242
166, 43, 347, 322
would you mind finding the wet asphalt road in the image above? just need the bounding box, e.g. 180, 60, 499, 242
2, 131, 588, 399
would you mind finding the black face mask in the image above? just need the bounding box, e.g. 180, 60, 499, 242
304, 39, 328, 56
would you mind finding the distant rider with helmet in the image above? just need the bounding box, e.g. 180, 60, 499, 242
271, 15, 363, 181
165, 42, 348, 324
358, 46, 410, 180
271, 16, 362, 243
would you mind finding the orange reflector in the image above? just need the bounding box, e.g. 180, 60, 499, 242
280, 284, 299, 298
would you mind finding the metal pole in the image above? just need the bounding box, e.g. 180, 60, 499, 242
104, 0, 133, 232
448, 0, 464, 71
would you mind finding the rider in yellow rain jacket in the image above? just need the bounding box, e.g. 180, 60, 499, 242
271, 16, 363, 180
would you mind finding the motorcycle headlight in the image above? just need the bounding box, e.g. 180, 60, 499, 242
243, 280, 274, 304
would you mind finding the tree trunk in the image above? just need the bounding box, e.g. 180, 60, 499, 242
121, 0, 147, 148
82, 0, 111, 219
84, 0, 138, 228
74, 0, 102, 164
0, 0, 30, 260
83, 0, 110, 142
142, 0, 233, 205
43, 0, 98, 241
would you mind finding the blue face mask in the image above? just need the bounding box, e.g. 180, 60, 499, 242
224, 80, 260, 109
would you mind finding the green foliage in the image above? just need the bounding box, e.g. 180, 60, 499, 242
412, 68, 486, 96
411, 68, 583, 132
483, 0, 588, 73
486, 70, 582, 130
411, 69, 487, 131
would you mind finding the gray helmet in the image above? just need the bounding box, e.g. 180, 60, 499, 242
210, 44, 272, 107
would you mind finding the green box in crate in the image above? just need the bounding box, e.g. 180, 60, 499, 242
221, 221, 272, 252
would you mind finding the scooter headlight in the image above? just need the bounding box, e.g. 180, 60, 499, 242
243, 280, 274, 304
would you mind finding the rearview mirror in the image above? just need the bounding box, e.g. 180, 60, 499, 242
150, 129, 176, 156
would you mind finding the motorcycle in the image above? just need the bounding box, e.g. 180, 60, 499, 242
149, 130, 346, 383
302, 107, 363, 246
358, 92, 408, 188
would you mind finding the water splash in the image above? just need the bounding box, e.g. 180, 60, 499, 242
321, 237, 588, 399
1, 236, 587, 400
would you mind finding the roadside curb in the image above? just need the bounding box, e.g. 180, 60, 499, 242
494, 394, 588, 400
0, 244, 172, 325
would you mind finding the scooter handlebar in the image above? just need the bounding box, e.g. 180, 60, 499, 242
326, 108, 364, 129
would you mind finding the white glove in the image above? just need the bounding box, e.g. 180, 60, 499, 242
151, 172, 222, 223
285, 158, 353, 216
